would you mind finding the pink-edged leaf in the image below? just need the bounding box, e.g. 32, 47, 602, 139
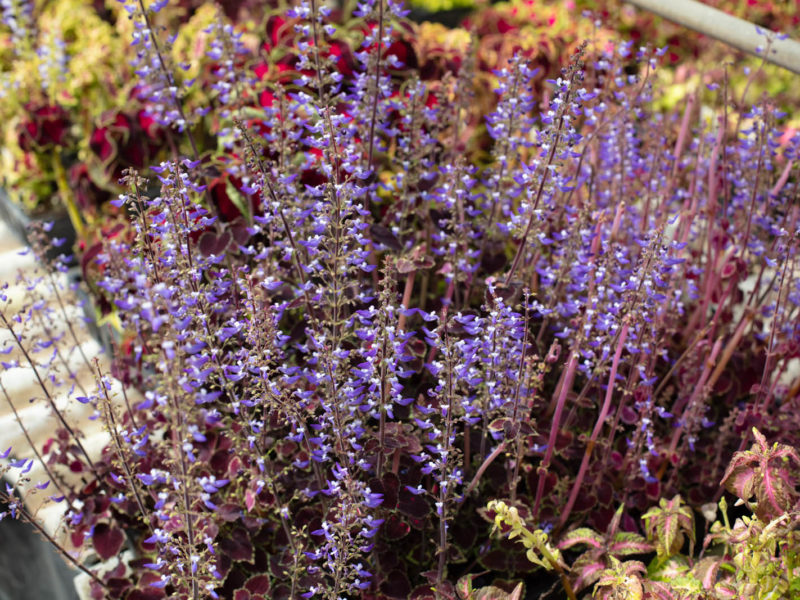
456, 574, 475, 600
609, 532, 653, 556
643, 495, 694, 558
558, 527, 604, 550
92, 522, 125, 560
721, 460, 757, 503
714, 582, 738, 598
722, 428, 800, 520
606, 504, 624, 537
752, 427, 769, 452
234, 591, 252, 600
571, 556, 607, 591
661, 510, 677, 556
755, 460, 795, 521
644, 581, 677, 600
472, 586, 513, 600
245, 489, 256, 512
693, 556, 722, 591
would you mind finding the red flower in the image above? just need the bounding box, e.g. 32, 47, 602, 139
17, 103, 71, 151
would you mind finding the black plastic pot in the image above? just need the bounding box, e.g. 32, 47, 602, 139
0, 187, 76, 264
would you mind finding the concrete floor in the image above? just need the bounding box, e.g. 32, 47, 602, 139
0, 221, 125, 599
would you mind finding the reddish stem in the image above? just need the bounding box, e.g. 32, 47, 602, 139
559, 322, 629, 527
533, 352, 578, 519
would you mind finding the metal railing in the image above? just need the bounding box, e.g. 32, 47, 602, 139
626, 0, 800, 74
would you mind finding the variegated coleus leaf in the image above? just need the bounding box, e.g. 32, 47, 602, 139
641, 495, 695, 559
558, 527, 605, 550
692, 556, 724, 592
592, 557, 646, 600
720, 427, 800, 522
608, 531, 653, 557
455, 575, 524, 600
568, 552, 607, 592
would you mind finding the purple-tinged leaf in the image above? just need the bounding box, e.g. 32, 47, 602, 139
721, 427, 800, 521
92, 523, 125, 560
558, 527, 604, 550
244, 575, 270, 594
693, 556, 723, 591
608, 532, 653, 556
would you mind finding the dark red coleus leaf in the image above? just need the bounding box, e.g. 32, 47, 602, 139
198, 230, 233, 256
69, 164, 111, 211
378, 472, 400, 509
450, 514, 478, 549
105, 578, 131, 598
378, 547, 400, 571
397, 487, 430, 520
270, 584, 292, 600
208, 176, 252, 223
479, 549, 508, 572
17, 103, 70, 151
127, 575, 166, 600
264, 15, 293, 51
217, 503, 242, 522
381, 513, 411, 541
92, 522, 125, 560
385, 39, 418, 71
89, 110, 162, 181
380, 570, 411, 599
244, 575, 270, 594
370, 224, 402, 251
327, 40, 356, 78
218, 527, 254, 562
409, 585, 436, 600
90, 112, 130, 163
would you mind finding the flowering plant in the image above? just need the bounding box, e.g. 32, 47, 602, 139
490, 428, 800, 599
0, 0, 262, 237
1, 1, 799, 600
0, 0, 130, 225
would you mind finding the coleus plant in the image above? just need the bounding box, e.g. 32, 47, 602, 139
490, 429, 800, 598
0, 0, 268, 232
0, 0, 799, 599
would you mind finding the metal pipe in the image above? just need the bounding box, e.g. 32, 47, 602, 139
625, 0, 800, 74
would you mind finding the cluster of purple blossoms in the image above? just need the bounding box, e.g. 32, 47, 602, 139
119, 0, 204, 133
2, 0, 800, 597
1, 0, 32, 54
